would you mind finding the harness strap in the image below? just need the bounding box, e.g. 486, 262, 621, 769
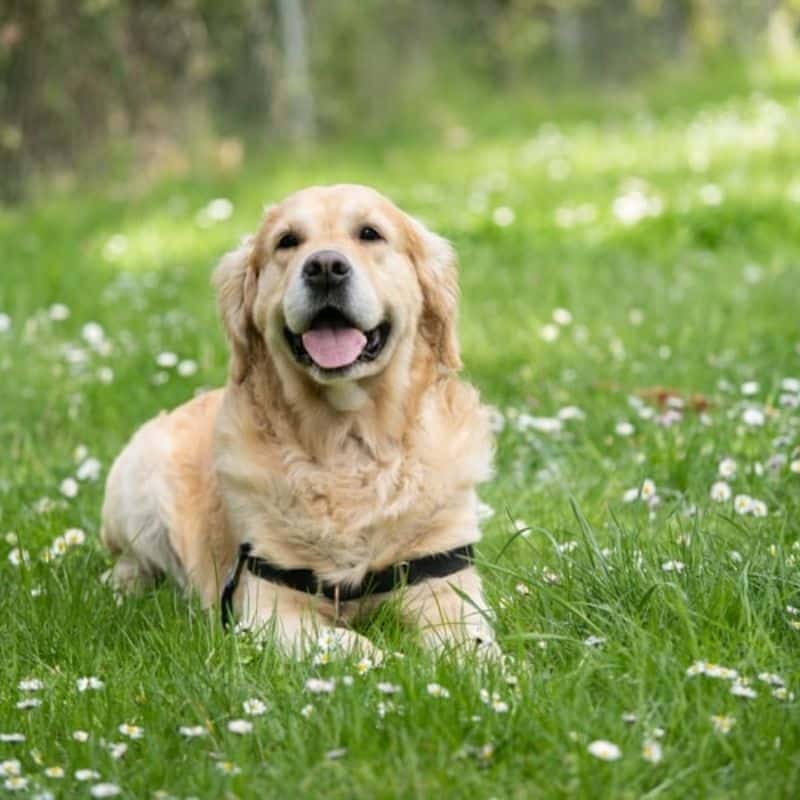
220, 542, 474, 629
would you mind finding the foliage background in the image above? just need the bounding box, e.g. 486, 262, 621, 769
3, 0, 800, 200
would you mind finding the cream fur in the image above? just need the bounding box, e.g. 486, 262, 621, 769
101, 184, 496, 658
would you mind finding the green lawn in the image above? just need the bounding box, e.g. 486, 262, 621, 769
2, 64, 800, 798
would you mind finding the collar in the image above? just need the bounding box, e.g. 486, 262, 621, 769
220, 542, 474, 629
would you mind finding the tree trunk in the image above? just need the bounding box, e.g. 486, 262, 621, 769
277, 0, 314, 140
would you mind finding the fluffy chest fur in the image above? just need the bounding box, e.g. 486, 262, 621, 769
213, 380, 492, 585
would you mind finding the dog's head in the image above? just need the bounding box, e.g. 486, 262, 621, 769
214, 184, 461, 402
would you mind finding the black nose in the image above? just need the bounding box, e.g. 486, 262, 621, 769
302, 250, 352, 290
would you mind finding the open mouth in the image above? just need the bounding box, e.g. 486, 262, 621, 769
284, 307, 391, 372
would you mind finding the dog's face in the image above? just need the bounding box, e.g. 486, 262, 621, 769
215, 185, 461, 395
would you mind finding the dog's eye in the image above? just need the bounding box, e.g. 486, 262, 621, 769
358, 225, 383, 243
276, 231, 300, 250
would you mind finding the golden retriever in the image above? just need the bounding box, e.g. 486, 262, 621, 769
101, 184, 495, 658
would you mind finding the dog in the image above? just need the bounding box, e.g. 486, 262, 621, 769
101, 184, 496, 658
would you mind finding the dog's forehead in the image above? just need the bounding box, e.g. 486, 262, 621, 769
267, 185, 401, 231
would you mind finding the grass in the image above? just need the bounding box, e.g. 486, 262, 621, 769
2, 61, 800, 798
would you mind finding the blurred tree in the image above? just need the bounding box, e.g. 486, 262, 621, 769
277, 0, 314, 139
0, 0, 797, 201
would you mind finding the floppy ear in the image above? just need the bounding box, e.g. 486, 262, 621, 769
407, 218, 462, 372
212, 236, 259, 384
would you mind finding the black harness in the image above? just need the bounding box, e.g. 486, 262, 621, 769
220, 541, 474, 629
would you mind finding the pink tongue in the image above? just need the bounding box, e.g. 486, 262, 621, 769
302, 326, 367, 369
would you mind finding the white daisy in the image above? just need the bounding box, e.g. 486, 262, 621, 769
76, 676, 104, 692
18, 678, 44, 692
734, 495, 753, 515
178, 725, 207, 738
76, 457, 101, 481
492, 206, 515, 227
43, 766, 64, 778
107, 743, 127, 760
710, 481, 732, 502
177, 359, 198, 377
117, 723, 143, 739
426, 683, 450, 699
59, 478, 79, 499
710, 714, 735, 734
75, 769, 101, 781
741, 408, 765, 427
718, 458, 737, 478
90, 784, 121, 798
587, 740, 621, 761
305, 678, 336, 694
243, 698, 267, 716
156, 352, 178, 368
227, 719, 253, 735
730, 682, 757, 699
641, 739, 663, 764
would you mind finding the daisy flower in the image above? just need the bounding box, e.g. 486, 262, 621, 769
710, 481, 732, 502
734, 495, 753, 515
718, 458, 737, 478
43, 766, 64, 778
615, 421, 635, 437
64, 527, 87, 546
0, 734, 25, 743
156, 352, 178, 368
587, 740, 621, 761
108, 743, 127, 760
355, 657, 374, 675
642, 739, 663, 764
741, 408, 765, 427
75, 769, 101, 781
16, 698, 41, 709
243, 698, 267, 716
426, 683, 450, 699
216, 761, 241, 776
300, 704, 314, 718
661, 561, 685, 573
539, 323, 559, 342
377, 682, 401, 695
8, 548, 30, 567
72, 731, 90, 742
76, 676, 104, 692
305, 678, 336, 694
4, 776, 27, 791
710, 714, 735, 734
177, 359, 198, 377
18, 678, 44, 692
76, 457, 101, 481
178, 725, 207, 738
227, 719, 253, 735
492, 206, 515, 227
59, 478, 79, 499
730, 682, 757, 699
640, 479, 656, 501
117, 723, 143, 739
90, 784, 121, 798
0, 761, 21, 777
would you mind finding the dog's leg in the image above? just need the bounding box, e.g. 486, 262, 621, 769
237, 574, 382, 659
401, 567, 499, 658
